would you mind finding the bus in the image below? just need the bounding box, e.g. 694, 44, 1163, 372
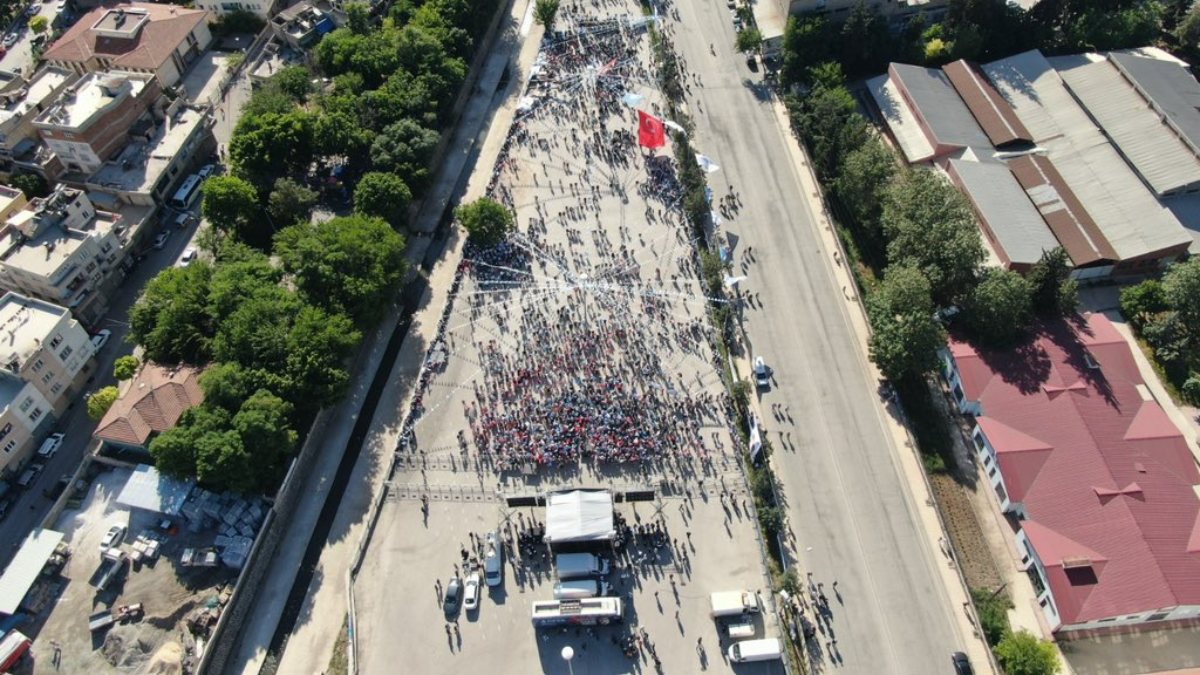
531, 597, 622, 627
169, 174, 203, 210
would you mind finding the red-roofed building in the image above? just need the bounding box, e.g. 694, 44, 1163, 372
43, 4, 212, 89
93, 362, 204, 451
941, 313, 1200, 635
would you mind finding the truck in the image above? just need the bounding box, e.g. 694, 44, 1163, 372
710, 590, 760, 617
0, 629, 30, 670
554, 553, 609, 579
484, 531, 503, 587
553, 578, 609, 600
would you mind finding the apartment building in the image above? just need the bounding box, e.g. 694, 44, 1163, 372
0, 67, 77, 182
195, 0, 275, 18
33, 72, 161, 176
0, 292, 94, 475
0, 185, 126, 322
0, 186, 27, 224
42, 4, 212, 89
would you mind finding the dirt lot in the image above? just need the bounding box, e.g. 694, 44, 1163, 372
18, 465, 236, 675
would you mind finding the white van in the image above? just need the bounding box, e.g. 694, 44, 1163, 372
553, 579, 609, 600
555, 552, 609, 579
484, 531, 503, 587
710, 590, 760, 617
725, 618, 756, 639
728, 638, 783, 663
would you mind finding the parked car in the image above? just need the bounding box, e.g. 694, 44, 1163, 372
152, 231, 170, 249
36, 432, 64, 458
0, 498, 11, 520
463, 572, 481, 611
26, 4, 40, 17
951, 652, 973, 675
17, 463, 44, 488
55, 0, 67, 12
197, 164, 217, 179
443, 577, 462, 617
90, 329, 111, 350
100, 524, 126, 550
2, 34, 18, 49
179, 247, 198, 266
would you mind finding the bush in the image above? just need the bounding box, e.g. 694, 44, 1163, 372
759, 506, 785, 539
87, 386, 119, 421
113, 355, 140, 381
995, 630, 1060, 675
1119, 280, 1168, 332
1182, 373, 1200, 406
970, 587, 1013, 646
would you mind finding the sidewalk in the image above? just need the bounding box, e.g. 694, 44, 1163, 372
265, 6, 545, 675
764, 96, 998, 674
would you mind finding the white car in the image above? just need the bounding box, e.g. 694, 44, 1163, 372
90, 329, 111, 350
153, 231, 171, 250
754, 357, 769, 388
2, 34, 17, 49
462, 572, 481, 611
37, 432, 64, 458
100, 524, 126, 550
179, 247, 198, 266
197, 164, 217, 179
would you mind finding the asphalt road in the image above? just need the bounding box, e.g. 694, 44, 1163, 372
1, 0, 64, 77
668, 2, 968, 673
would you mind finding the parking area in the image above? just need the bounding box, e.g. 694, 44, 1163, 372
177, 51, 233, 106
354, 492, 781, 674
18, 465, 240, 674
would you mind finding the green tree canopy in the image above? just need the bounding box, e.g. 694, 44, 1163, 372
1119, 279, 1169, 332
274, 214, 409, 325
867, 266, 946, 381
129, 263, 214, 364
1163, 258, 1200, 339
346, 1, 372, 34
735, 28, 764, 54
456, 198, 514, 248
965, 267, 1033, 347
9, 173, 47, 200
29, 15, 48, 34
354, 172, 412, 228
788, 81, 868, 179
233, 389, 298, 475
994, 630, 1060, 675
230, 111, 314, 192
272, 66, 314, 102
369, 119, 440, 191
113, 355, 140, 381
1026, 247, 1077, 317
881, 168, 985, 305
200, 362, 273, 414
313, 111, 371, 158
534, 0, 559, 29
202, 175, 260, 240
207, 251, 284, 323
87, 386, 119, 421
781, 15, 832, 87
268, 177, 318, 227
834, 137, 895, 264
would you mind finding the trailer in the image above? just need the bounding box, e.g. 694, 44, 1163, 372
88, 611, 116, 633
709, 590, 760, 617
0, 629, 30, 670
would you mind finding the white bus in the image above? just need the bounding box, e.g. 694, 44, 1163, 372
531, 597, 622, 627
169, 174, 203, 209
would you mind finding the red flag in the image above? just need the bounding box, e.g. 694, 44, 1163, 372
638, 110, 666, 149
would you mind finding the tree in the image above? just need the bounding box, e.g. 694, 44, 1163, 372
867, 266, 946, 381
149, 424, 199, 480
268, 177, 318, 226
272, 66, 314, 102
200, 362, 273, 413
9, 173, 47, 199
87, 386, 119, 421
233, 389, 298, 475
195, 428, 255, 493
313, 111, 370, 159
1182, 372, 1200, 406
369, 119, 440, 191
789, 82, 869, 179
834, 137, 896, 264
129, 263, 214, 364
274, 214, 408, 325
456, 198, 514, 248
781, 15, 832, 87
838, 1, 894, 77
881, 169, 985, 304
970, 587, 1013, 647
202, 175, 260, 238
1119, 280, 1168, 332
281, 306, 361, 409
1175, 4, 1200, 61
534, 0, 559, 30
994, 630, 1060, 675
29, 15, 47, 34
230, 110, 314, 192
206, 251, 284, 323
346, 1, 372, 34
212, 285, 304, 370
924, 37, 950, 63
965, 267, 1033, 347
735, 28, 763, 54
113, 356, 140, 381
354, 172, 412, 228
1027, 247, 1077, 317
1163, 258, 1200, 339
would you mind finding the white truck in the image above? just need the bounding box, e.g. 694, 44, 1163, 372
709, 590, 760, 617
555, 552, 609, 579
728, 637, 783, 663
553, 578, 610, 599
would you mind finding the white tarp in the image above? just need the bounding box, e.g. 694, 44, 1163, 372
545, 490, 615, 543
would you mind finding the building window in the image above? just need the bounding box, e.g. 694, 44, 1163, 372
0, 423, 11, 441
49, 334, 62, 349
41, 372, 52, 384
59, 345, 72, 360
952, 383, 965, 404
1146, 612, 1170, 622
988, 465, 997, 478
2, 440, 14, 453
993, 480, 1008, 504
31, 359, 43, 373
29, 407, 43, 422
50, 383, 62, 395
18, 397, 32, 413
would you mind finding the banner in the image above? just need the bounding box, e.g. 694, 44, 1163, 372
638, 110, 666, 149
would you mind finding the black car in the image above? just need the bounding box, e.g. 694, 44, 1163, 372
443, 577, 462, 617
0, 498, 11, 520
951, 652, 974, 675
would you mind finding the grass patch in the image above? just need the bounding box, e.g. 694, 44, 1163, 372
326, 615, 350, 675
1133, 334, 1186, 404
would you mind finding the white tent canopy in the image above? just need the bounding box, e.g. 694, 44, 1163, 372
545, 490, 615, 544
0, 529, 64, 615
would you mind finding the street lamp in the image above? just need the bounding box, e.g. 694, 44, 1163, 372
561, 645, 575, 675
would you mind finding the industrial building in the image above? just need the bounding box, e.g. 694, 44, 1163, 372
868, 48, 1200, 279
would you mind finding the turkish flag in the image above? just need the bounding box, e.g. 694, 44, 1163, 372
638, 110, 666, 149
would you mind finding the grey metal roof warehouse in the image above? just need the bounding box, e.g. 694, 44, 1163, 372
1108, 51, 1200, 161
889, 63, 990, 152
1056, 55, 1200, 196
0, 529, 64, 615
116, 463, 195, 516
948, 158, 1060, 267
